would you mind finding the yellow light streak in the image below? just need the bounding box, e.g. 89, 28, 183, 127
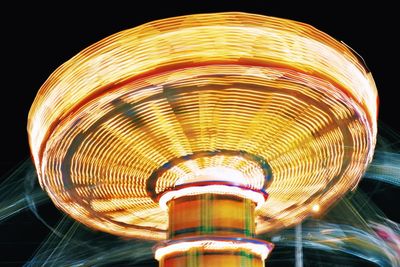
28, 12, 377, 239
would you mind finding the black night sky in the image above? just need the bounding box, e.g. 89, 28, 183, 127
1, 2, 399, 266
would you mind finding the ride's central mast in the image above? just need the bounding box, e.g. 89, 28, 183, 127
155, 180, 273, 266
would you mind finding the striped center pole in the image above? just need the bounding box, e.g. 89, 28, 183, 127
155, 181, 273, 267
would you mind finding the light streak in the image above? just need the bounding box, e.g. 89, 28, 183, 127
154, 239, 273, 261
27, 12, 377, 239
365, 151, 400, 186
158, 184, 267, 210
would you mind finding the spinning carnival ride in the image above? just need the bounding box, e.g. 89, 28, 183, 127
28, 13, 378, 266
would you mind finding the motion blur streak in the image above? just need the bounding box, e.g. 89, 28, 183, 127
269, 188, 400, 266
271, 219, 399, 267
0, 148, 398, 266
27, 12, 377, 239
1, 148, 395, 226
24, 216, 155, 267
366, 151, 400, 186
0, 160, 47, 223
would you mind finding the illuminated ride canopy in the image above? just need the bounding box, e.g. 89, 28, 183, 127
28, 12, 377, 265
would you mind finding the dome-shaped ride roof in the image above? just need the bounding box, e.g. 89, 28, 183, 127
28, 12, 378, 239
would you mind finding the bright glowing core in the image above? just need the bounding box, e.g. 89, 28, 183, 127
312, 204, 320, 213
175, 167, 247, 186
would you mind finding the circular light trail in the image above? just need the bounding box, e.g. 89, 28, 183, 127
28, 12, 378, 240
154, 238, 273, 261
158, 182, 268, 211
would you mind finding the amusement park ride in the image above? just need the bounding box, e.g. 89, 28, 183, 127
28, 13, 377, 266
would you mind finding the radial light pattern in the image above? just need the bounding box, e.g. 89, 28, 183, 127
28, 13, 378, 239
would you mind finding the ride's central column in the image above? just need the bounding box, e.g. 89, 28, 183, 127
155, 181, 273, 267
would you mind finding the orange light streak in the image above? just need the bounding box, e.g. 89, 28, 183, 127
28, 12, 377, 239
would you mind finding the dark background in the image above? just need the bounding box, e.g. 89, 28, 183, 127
1, 2, 398, 266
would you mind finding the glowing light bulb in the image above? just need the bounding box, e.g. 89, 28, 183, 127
312, 204, 320, 213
